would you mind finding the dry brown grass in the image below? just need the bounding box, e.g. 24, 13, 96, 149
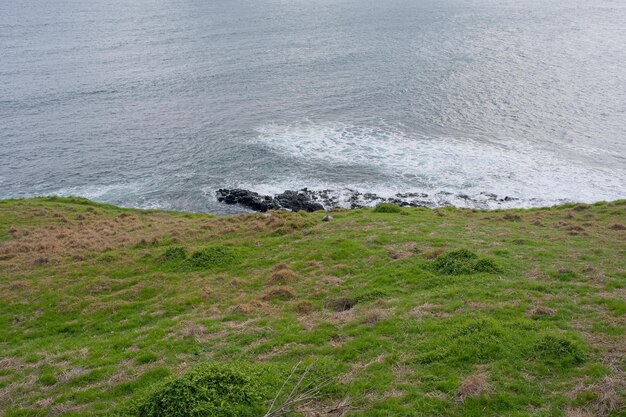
423, 248, 444, 259
0, 206, 317, 269
295, 300, 315, 314
267, 268, 297, 284
180, 322, 207, 338
262, 286, 296, 301
386, 242, 421, 260
526, 305, 557, 318
361, 308, 387, 324
455, 373, 490, 402
568, 374, 626, 417
325, 297, 356, 312
57, 367, 88, 383
230, 300, 267, 314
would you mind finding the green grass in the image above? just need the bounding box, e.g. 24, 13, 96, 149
0, 197, 625, 416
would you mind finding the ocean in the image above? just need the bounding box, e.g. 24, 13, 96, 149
1, 0, 625, 213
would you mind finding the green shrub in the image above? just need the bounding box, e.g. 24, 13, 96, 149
130, 362, 275, 417
373, 203, 403, 213
162, 246, 187, 261
473, 258, 500, 273
433, 249, 500, 275
185, 247, 238, 269
533, 333, 586, 365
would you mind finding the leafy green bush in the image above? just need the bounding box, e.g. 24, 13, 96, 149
130, 363, 275, 417
185, 247, 238, 269
373, 203, 403, 213
433, 249, 500, 275
533, 333, 586, 365
162, 246, 187, 261
473, 258, 500, 273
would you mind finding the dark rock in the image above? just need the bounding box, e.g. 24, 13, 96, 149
216, 189, 323, 212
216, 189, 279, 212
275, 190, 324, 212
216, 188, 518, 212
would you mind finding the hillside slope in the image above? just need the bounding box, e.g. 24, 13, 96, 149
1, 197, 624, 416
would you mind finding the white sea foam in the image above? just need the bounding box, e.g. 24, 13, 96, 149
250, 122, 625, 208
53, 182, 147, 201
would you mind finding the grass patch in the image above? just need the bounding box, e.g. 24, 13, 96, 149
532, 333, 587, 366
373, 203, 403, 213
1, 197, 624, 416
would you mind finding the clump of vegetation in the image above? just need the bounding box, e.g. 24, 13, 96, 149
161, 246, 186, 261
326, 297, 356, 312
373, 203, 402, 213
184, 246, 238, 269
267, 268, 297, 284
262, 287, 296, 301
38, 372, 57, 386
533, 333, 586, 365
433, 249, 500, 275
295, 300, 315, 314
130, 363, 275, 417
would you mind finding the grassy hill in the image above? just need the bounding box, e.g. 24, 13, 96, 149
0, 197, 624, 417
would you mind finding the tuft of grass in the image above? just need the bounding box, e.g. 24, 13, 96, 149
262, 287, 296, 301
373, 203, 403, 213
161, 246, 186, 261
532, 333, 586, 365
325, 297, 356, 312
267, 268, 297, 284
38, 373, 57, 386
184, 246, 238, 269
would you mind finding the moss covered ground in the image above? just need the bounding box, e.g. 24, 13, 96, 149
0, 197, 624, 416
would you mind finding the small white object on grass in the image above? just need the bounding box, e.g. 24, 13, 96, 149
322, 208, 332, 222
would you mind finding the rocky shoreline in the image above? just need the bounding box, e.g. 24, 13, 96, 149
216, 188, 519, 212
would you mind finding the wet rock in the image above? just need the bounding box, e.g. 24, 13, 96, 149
275, 190, 324, 212
216, 189, 323, 212
216, 188, 520, 212
216, 189, 279, 212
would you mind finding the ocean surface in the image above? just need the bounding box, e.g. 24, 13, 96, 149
1, 0, 625, 214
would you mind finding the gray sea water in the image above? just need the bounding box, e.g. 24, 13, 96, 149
1, 0, 625, 213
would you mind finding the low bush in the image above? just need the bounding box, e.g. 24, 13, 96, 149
185, 246, 238, 269
433, 249, 500, 275
373, 203, 402, 213
161, 246, 187, 261
130, 362, 275, 417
